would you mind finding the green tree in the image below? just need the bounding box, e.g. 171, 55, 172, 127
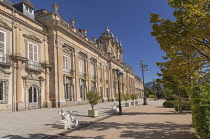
87, 91, 101, 110
130, 93, 138, 102
123, 93, 130, 103
150, 0, 209, 78
145, 87, 154, 97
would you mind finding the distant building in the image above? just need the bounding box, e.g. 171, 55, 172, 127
0, 0, 143, 111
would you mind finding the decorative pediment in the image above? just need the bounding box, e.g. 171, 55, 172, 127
90, 57, 97, 64
0, 19, 12, 30
23, 34, 42, 43
63, 45, 74, 54
0, 67, 11, 76
78, 52, 87, 59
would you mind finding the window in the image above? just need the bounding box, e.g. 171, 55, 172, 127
0, 82, 6, 102
25, 5, 33, 13
63, 54, 68, 70
28, 42, 39, 69
90, 64, 94, 76
64, 77, 73, 100
80, 79, 86, 99
0, 30, 6, 62
28, 42, 38, 61
79, 59, 84, 74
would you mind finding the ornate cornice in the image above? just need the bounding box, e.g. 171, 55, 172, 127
0, 18, 12, 30
0, 67, 11, 75
23, 34, 42, 43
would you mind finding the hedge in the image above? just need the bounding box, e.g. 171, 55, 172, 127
163, 100, 191, 108
148, 95, 155, 98
192, 98, 210, 139
174, 105, 191, 111
167, 95, 179, 100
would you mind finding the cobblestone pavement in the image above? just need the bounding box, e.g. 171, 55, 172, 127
52, 100, 200, 139
0, 99, 144, 139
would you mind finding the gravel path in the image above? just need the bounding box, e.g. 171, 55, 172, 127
56, 100, 199, 139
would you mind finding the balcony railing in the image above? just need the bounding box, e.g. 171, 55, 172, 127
91, 75, 97, 81
26, 60, 42, 71
113, 81, 117, 85
0, 54, 11, 66
63, 68, 75, 76
79, 72, 87, 79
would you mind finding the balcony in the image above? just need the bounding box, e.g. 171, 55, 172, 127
113, 81, 117, 85
0, 54, 11, 67
91, 75, 97, 81
63, 68, 75, 76
79, 72, 87, 79
26, 60, 42, 72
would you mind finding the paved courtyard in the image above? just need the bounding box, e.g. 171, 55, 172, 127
0, 99, 143, 139
56, 100, 199, 139
0, 99, 199, 139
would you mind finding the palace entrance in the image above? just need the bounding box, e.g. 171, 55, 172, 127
28, 86, 39, 109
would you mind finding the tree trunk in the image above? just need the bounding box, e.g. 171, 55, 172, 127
178, 87, 182, 113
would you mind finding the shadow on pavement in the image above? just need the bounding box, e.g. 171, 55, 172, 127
122, 112, 189, 115
76, 121, 193, 131
2, 134, 58, 139
120, 130, 199, 139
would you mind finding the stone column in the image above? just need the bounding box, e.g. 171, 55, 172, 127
15, 24, 21, 56
43, 37, 51, 108
15, 24, 25, 111
87, 58, 91, 92
101, 66, 105, 99
74, 51, 80, 100
16, 61, 24, 111
96, 63, 101, 94
95, 63, 99, 93
44, 67, 51, 108
109, 67, 114, 101
57, 44, 65, 107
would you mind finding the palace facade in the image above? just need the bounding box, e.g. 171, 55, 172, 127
0, 0, 143, 111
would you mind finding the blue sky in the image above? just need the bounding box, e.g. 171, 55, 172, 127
11, 0, 175, 83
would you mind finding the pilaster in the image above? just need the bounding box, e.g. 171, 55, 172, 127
15, 23, 21, 56
57, 44, 65, 106
15, 24, 25, 111
43, 68, 52, 108
101, 65, 105, 98
74, 50, 80, 100
16, 61, 24, 111
87, 57, 91, 92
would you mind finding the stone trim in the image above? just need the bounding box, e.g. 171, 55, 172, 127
0, 19, 12, 30
23, 34, 42, 43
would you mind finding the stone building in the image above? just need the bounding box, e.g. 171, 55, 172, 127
0, 0, 143, 111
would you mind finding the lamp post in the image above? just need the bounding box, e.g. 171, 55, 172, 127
115, 68, 123, 115
140, 59, 149, 105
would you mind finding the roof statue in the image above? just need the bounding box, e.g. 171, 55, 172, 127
116, 37, 118, 43
105, 26, 110, 33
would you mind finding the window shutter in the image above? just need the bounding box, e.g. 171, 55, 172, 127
34, 45, 38, 62
65, 56, 68, 69
29, 43, 33, 60
0, 31, 5, 53
79, 60, 82, 73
